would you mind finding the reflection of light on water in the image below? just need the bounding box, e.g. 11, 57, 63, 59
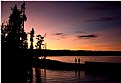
31, 68, 35, 83
44, 56, 121, 63
75, 70, 85, 80
32, 67, 86, 83
32, 68, 47, 83
31, 67, 119, 83
44, 69, 86, 83
40, 69, 46, 83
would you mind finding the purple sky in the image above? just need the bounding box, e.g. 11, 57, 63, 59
1, 1, 121, 51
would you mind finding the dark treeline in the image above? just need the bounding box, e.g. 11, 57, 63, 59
24, 49, 121, 56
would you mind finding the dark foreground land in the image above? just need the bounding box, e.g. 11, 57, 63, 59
2, 49, 32, 83
2, 49, 121, 83
33, 58, 121, 73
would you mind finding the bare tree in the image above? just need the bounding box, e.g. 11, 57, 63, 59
35, 33, 46, 49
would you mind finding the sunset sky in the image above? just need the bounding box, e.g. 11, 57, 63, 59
1, 1, 121, 51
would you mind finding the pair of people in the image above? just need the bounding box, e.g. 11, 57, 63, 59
75, 58, 81, 63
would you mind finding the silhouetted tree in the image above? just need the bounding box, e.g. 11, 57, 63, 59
1, 2, 28, 49
30, 28, 35, 49
35, 33, 46, 49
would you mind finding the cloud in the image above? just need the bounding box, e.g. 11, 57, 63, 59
86, 16, 121, 22
51, 32, 67, 40
52, 32, 66, 36
77, 34, 98, 39
53, 33, 65, 36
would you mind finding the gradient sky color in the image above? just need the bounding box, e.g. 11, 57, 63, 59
1, 1, 121, 51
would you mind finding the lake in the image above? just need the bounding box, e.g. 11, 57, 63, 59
29, 56, 121, 83
42, 56, 121, 63
31, 67, 121, 83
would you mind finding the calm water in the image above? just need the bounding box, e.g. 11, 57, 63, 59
29, 56, 121, 83
45, 56, 121, 63
31, 67, 121, 83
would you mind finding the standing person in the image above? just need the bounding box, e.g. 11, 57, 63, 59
78, 58, 80, 63
75, 58, 77, 63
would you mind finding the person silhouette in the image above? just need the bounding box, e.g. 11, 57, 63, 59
75, 58, 77, 63
78, 58, 80, 63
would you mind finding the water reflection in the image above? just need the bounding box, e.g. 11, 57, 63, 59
40, 69, 46, 83
75, 70, 85, 80
35, 68, 41, 83
29, 67, 121, 83
30, 67, 42, 83
31, 68, 86, 83
30, 68, 47, 83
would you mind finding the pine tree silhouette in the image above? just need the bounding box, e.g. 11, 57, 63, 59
1, 2, 28, 49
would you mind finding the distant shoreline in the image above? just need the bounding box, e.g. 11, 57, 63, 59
30, 49, 121, 56
2, 49, 121, 56
21, 49, 121, 56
